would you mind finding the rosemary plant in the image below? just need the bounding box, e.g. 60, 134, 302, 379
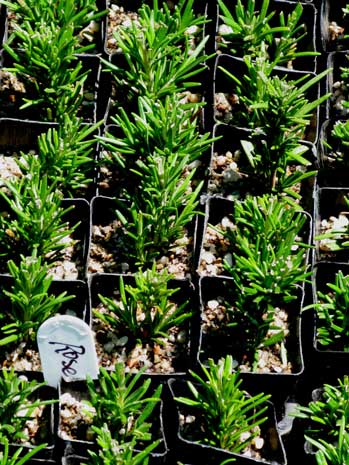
86, 365, 162, 444
175, 355, 271, 453
1, 0, 105, 44
306, 418, 349, 465
102, 0, 209, 101
0, 254, 74, 346
217, 195, 311, 365
218, 53, 330, 193
96, 264, 191, 344
0, 436, 47, 465
3, 20, 91, 121
326, 119, 349, 167
306, 270, 349, 350
0, 160, 78, 265
115, 151, 202, 268
100, 94, 212, 177
221, 52, 331, 130
0, 368, 54, 443
88, 425, 159, 465
33, 115, 103, 197
293, 376, 349, 464
217, 0, 317, 67
294, 376, 349, 443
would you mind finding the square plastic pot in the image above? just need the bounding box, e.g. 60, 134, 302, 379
197, 275, 305, 402
88, 272, 199, 376
167, 377, 287, 465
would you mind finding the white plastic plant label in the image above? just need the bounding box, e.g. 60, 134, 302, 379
37, 315, 99, 387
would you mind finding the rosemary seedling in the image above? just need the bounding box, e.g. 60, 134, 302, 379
0, 368, 54, 443
96, 264, 191, 344
100, 94, 212, 177
102, 0, 209, 101
294, 375, 349, 443
216, 195, 311, 365
305, 270, 349, 350
218, 53, 330, 193
33, 115, 103, 197
1, 0, 105, 46
218, 0, 317, 67
0, 160, 78, 265
115, 150, 202, 268
3, 20, 91, 121
175, 355, 271, 453
88, 425, 159, 465
86, 365, 162, 444
0, 254, 74, 346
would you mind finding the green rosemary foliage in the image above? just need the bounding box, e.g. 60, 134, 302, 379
1, 0, 105, 43
294, 376, 349, 442
0, 161, 78, 265
115, 151, 202, 267
218, 54, 330, 193
100, 94, 212, 172
306, 418, 349, 465
220, 53, 331, 132
223, 195, 310, 304
328, 120, 349, 166
175, 355, 270, 453
86, 365, 162, 443
0, 436, 47, 465
216, 195, 310, 364
102, 0, 209, 101
87, 425, 159, 465
3, 20, 90, 121
218, 0, 317, 66
0, 254, 74, 346
32, 115, 103, 197
306, 271, 349, 350
0, 368, 53, 443
96, 264, 191, 343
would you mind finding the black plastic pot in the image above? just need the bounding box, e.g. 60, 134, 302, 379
207, 122, 317, 209
88, 195, 198, 278
197, 275, 305, 403
325, 51, 349, 121
215, 0, 318, 73
57, 377, 168, 463
313, 186, 349, 264
88, 272, 199, 376
0, 52, 101, 123
320, 0, 349, 52
167, 377, 287, 465
0, 118, 57, 147
317, 119, 349, 187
